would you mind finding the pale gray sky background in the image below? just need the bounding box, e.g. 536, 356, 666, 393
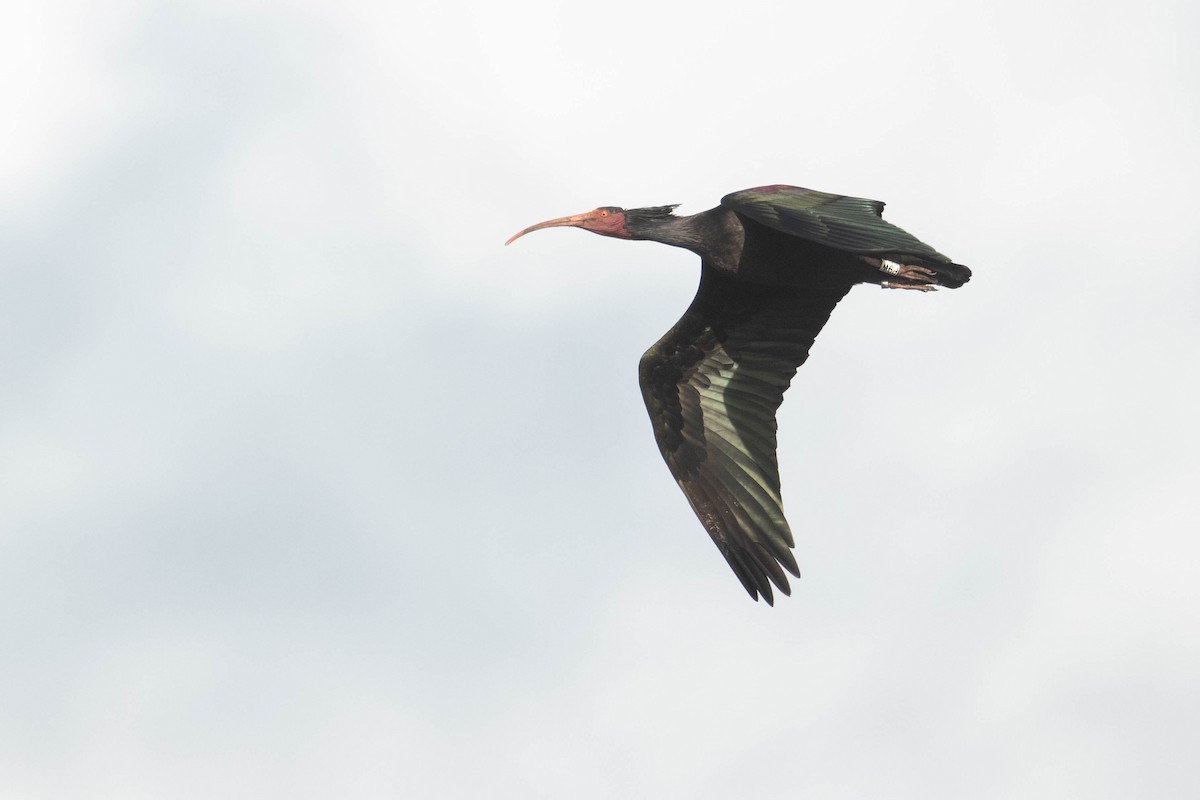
2, 1, 1198, 797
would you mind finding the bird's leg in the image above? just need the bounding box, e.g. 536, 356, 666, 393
881, 280, 937, 292
878, 258, 938, 282
861, 256, 939, 291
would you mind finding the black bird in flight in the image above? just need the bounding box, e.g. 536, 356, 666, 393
507, 184, 971, 604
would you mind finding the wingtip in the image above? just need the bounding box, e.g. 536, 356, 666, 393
758, 580, 776, 606
748, 583, 775, 606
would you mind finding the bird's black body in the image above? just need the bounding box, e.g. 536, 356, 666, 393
508, 185, 971, 604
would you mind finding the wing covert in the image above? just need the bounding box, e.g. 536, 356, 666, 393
721, 184, 953, 262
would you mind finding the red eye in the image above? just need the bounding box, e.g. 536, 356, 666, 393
600, 210, 608, 216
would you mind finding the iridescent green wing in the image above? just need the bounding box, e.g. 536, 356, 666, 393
721, 184, 953, 262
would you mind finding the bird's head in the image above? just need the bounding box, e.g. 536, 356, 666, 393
505, 204, 679, 245
505, 206, 630, 245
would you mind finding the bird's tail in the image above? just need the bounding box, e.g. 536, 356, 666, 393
932, 261, 972, 289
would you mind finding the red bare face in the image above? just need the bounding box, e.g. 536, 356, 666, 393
505, 207, 630, 245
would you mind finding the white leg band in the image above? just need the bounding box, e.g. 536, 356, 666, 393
880, 259, 902, 275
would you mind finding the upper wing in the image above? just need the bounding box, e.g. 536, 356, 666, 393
722, 184, 954, 263
639, 267, 854, 603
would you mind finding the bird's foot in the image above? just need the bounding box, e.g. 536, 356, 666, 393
877, 259, 938, 291
881, 280, 937, 292
880, 259, 938, 282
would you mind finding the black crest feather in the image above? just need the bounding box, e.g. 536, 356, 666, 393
626, 204, 680, 225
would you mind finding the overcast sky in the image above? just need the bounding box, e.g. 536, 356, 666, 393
3, 1, 1198, 797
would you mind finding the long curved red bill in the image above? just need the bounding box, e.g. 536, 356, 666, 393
505, 211, 599, 246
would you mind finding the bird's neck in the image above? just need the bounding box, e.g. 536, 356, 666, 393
629, 207, 743, 269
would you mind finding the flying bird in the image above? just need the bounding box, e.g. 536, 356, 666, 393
506, 184, 971, 604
